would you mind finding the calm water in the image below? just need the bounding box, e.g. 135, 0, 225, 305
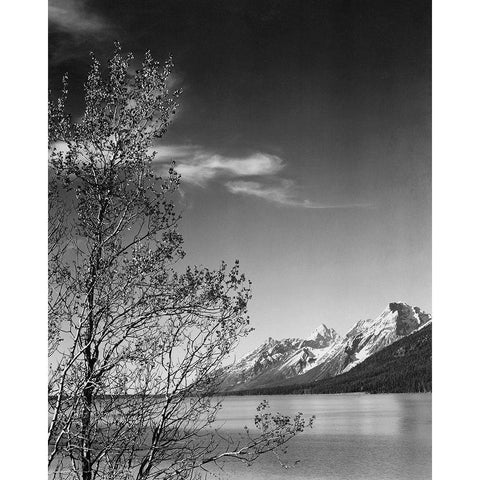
211, 394, 431, 480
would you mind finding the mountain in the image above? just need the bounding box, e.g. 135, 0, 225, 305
220, 324, 341, 391
295, 302, 432, 383
229, 323, 432, 395
221, 302, 431, 392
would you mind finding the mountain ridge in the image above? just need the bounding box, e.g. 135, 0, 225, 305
226, 323, 432, 395
220, 302, 431, 392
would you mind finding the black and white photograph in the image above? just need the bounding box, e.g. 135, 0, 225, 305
44, 1, 436, 479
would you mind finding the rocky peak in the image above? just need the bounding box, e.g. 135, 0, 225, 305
301, 323, 340, 348
389, 302, 431, 336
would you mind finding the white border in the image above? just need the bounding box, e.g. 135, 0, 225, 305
1, 1, 47, 478
433, 1, 480, 478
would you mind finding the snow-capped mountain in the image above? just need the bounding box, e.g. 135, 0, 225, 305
302, 323, 340, 348
220, 324, 341, 391
337, 302, 431, 373
299, 302, 432, 382
221, 302, 431, 392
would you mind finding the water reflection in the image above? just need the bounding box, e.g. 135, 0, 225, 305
212, 393, 431, 480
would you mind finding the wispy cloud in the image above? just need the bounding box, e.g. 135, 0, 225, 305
153, 145, 284, 186
49, 0, 110, 36
52, 140, 370, 209
225, 180, 372, 209
153, 144, 371, 208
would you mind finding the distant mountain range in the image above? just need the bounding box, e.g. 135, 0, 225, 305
220, 302, 432, 393
226, 323, 432, 395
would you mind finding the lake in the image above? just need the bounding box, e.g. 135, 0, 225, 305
211, 393, 431, 480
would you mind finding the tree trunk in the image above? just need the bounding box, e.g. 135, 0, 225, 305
81, 380, 94, 480
81, 242, 102, 480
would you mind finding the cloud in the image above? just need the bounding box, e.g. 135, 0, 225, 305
152, 145, 284, 186
225, 180, 372, 209
175, 153, 283, 185
151, 145, 200, 161
49, 0, 110, 36
51, 140, 370, 209
226, 180, 295, 204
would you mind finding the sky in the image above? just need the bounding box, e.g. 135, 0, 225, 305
49, 0, 431, 358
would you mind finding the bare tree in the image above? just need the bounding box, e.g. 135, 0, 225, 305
48, 45, 312, 480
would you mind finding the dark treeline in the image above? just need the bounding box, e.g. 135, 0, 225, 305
224, 324, 432, 396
